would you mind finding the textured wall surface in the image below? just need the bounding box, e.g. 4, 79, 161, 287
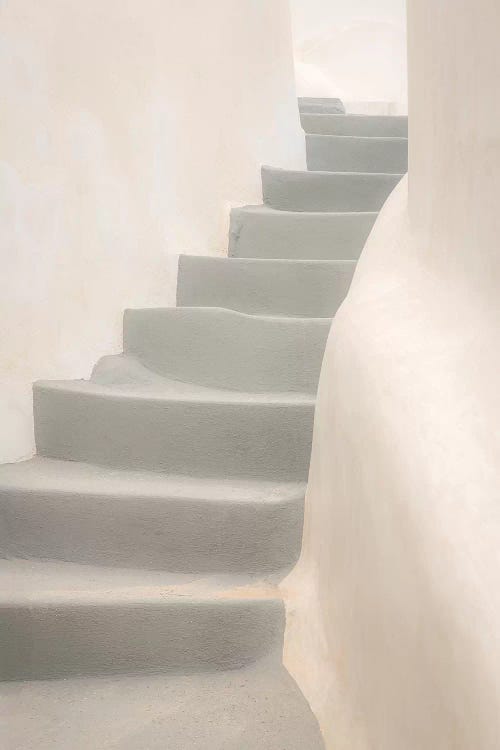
283, 1, 500, 747
291, 0, 407, 113
0, 0, 304, 463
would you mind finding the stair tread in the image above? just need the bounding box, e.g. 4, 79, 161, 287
35, 365, 316, 405
0, 456, 305, 502
1, 665, 324, 749
0, 557, 280, 606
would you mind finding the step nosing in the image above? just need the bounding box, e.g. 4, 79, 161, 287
127, 305, 333, 324
1, 594, 282, 607
263, 166, 404, 178
0, 459, 306, 501
180, 255, 357, 266
232, 204, 379, 216
35, 381, 317, 405
307, 133, 408, 142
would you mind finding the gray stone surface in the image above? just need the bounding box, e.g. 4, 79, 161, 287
301, 112, 408, 137
33, 374, 315, 480
262, 165, 403, 212
123, 306, 331, 393
229, 204, 377, 260
1, 102, 409, 747
0, 457, 304, 573
306, 134, 408, 173
0, 559, 284, 681
177, 255, 356, 317
1, 664, 324, 749
299, 96, 346, 114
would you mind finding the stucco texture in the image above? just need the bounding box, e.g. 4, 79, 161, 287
0, 0, 304, 462
283, 1, 500, 747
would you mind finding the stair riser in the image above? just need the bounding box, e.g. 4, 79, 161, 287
34, 387, 315, 481
0, 599, 284, 681
229, 207, 376, 260
0, 490, 303, 573
262, 167, 402, 213
301, 113, 408, 137
124, 308, 330, 394
306, 134, 408, 173
177, 256, 356, 318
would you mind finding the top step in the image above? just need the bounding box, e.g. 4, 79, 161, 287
298, 97, 346, 115
301, 113, 408, 138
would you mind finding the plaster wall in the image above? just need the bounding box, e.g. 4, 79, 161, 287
290, 0, 407, 113
0, 0, 304, 463
283, 0, 500, 747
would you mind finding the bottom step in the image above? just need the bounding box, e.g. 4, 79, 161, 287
1, 665, 325, 749
0, 559, 284, 681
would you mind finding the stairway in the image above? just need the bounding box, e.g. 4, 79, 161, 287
0, 100, 407, 749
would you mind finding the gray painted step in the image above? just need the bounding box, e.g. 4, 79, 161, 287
0, 80, 393, 743
124, 307, 331, 393
229, 204, 376, 260
298, 96, 346, 115
262, 166, 402, 212
34, 372, 315, 481
0, 559, 283, 680
306, 134, 408, 173
177, 255, 356, 317
2, 665, 324, 749
301, 112, 408, 137
0, 457, 304, 573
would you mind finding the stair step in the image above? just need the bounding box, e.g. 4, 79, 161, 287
0, 457, 305, 573
301, 112, 408, 137
177, 255, 356, 317
229, 204, 376, 260
34, 373, 315, 480
262, 166, 402, 212
1, 665, 324, 748
123, 307, 330, 393
306, 134, 408, 173
298, 96, 345, 114
0, 559, 284, 680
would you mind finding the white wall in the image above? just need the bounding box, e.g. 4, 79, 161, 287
290, 0, 407, 113
283, 0, 500, 747
0, 0, 304, 464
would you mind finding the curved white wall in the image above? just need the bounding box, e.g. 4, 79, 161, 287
284, 0, 500, 748
291, 0, 407, 113
0, 0, 304, 463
